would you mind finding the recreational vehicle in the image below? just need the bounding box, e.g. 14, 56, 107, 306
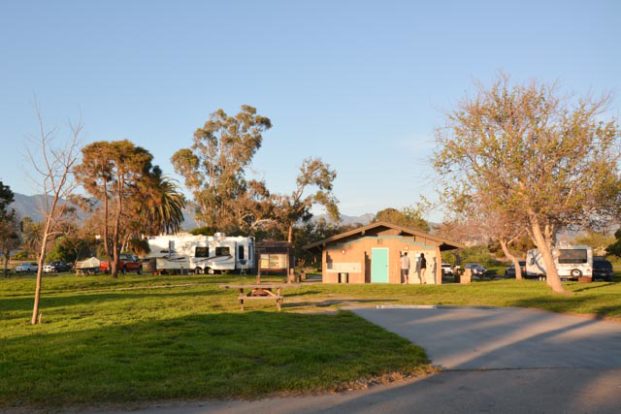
147, 233, 255, 274
525, 245, 593, 280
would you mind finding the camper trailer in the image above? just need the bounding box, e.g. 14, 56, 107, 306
147, 233, 255, 274
526, 245, 593, 280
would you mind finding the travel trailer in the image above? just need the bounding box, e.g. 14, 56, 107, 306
147, 233, 255, 274
525, 245, 593, 280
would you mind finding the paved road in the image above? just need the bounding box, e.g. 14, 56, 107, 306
90, 307, 621, 414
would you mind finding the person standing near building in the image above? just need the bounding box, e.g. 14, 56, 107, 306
419, 253, 427, 284
400, 252, 410, 284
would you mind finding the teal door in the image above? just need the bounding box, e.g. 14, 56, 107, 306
371, 248, 389, 283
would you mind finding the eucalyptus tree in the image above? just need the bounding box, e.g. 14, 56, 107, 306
278, 158, 340, 244
171, 105, 272, 230
435, 75, 620, 293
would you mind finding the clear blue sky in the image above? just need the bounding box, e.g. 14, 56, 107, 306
1, 0, 619, 221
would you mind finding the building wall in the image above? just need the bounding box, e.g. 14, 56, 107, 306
322, 231, 443, 284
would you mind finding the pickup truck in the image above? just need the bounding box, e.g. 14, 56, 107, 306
100, 254, 142, 274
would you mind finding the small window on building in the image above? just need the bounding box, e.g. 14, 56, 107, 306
195, 246, 209, 258
238, 245, 245, 260
216, 246, 230, 256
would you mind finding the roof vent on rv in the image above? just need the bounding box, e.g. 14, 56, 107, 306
214, 232, 225, 241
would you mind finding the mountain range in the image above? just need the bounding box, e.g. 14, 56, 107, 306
9, 193, 375, 230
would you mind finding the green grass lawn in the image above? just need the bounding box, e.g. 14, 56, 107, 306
0, 274, 429, 410
1, 271, 620, 410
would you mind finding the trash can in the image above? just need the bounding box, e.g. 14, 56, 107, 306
461, 269, 472, 284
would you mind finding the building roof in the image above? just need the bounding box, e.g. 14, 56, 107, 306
304, 221, 463, 252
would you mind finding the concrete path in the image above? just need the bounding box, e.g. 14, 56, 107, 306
89, 307, 621, 414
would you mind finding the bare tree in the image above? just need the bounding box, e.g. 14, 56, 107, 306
27, 105, 81, 324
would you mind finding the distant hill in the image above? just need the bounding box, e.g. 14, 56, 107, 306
10, 193, 54, 222
10, 193, 198, 229
14, 194, 455, 233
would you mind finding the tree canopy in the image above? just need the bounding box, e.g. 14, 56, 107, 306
75, 140, 181, 276
435, 75, 620, 292
278, 158, 340, 243
171, 105, 272, 230
0, 181, 15, 220
373, 205, 430, 232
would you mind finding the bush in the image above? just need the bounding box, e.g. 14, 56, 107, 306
459, 245, 502, 267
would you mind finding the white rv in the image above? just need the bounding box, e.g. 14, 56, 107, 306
525, 245, 593, 280
147, 233, 255, 274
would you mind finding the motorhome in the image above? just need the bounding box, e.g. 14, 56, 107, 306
525, 245, 593, 280
147, 233, 255, 274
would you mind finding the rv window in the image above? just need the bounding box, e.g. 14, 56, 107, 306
238, 245, 244, 260
195, 246, 209, 258
558, 249, 587, 264
215, 246, 230, 257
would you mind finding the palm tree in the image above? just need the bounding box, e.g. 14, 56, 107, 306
148, 175, 186, 235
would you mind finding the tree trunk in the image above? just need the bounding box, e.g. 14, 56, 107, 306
3, 253, 9, 277
31, 209, 54, 324
111, 180, 123, 278
287, 224, 293, 244
103, 181, 111, 261
529, 215, 564, 293
111, 206, 120, 278
499, 239, 522, 280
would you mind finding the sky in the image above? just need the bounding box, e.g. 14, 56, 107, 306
1, 0, 620, 221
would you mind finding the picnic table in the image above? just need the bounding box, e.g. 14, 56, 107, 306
220, 283, 295, 311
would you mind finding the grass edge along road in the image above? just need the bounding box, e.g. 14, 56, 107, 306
1, 273, 620, 409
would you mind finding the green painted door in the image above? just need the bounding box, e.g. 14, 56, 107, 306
371, 248, 389, 283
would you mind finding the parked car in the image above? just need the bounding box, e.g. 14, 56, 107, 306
100, 254, 142, 274
15, 262, 38, 273
441, 264, 454, 276
504, 261, 526, 278
464, 263, 487, 277
592, 257, 613, 282
43, 261, 72, 273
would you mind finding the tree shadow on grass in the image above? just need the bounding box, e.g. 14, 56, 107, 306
0, 289, 229, 312
0, 311, 428, 410
571, 282, 616, 293
284, 289, 324, 297
284, 298, 397, 309
510, 295, 621, 320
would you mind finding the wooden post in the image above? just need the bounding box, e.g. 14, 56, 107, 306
436, 247, 443, 285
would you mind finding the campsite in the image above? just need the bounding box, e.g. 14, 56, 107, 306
1, 1, 621, 413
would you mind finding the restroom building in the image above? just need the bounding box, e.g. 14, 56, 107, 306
305, 221, 461, 284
